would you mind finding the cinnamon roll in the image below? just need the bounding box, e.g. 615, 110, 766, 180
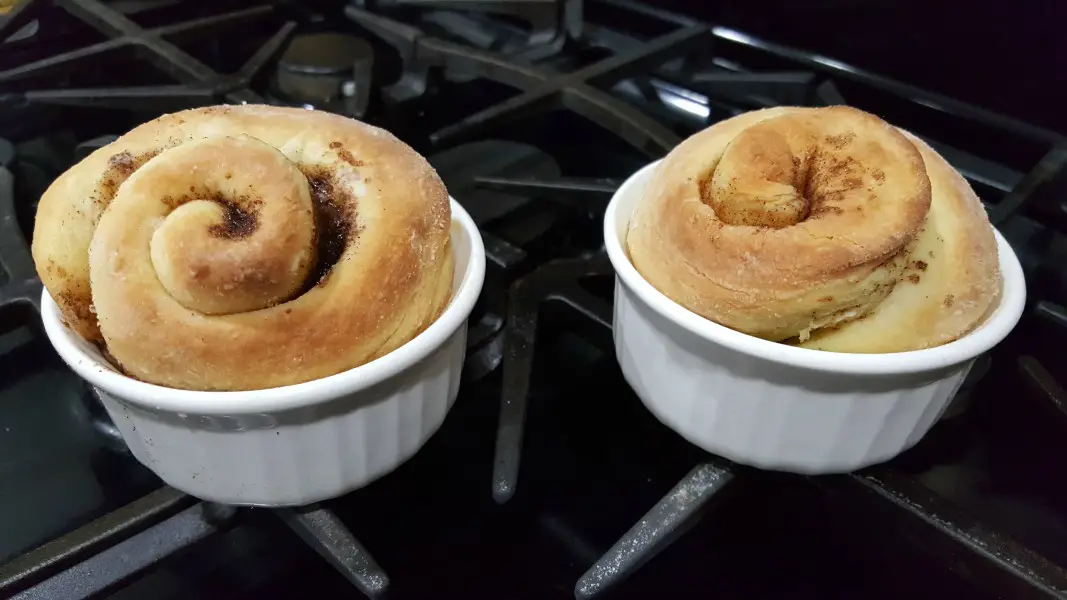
626, 106, 1000, 353
32, 105, 455, 390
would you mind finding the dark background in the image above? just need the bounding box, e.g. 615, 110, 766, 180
660, 0, 1067, 133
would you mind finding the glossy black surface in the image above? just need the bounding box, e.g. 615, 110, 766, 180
0, 322, 162, 564
1, 0, 1066, 598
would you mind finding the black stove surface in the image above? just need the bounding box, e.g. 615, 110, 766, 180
2, 1, 1067, 599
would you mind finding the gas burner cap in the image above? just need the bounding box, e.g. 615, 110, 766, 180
272, 32, 375, 114
279, 32, 374, 76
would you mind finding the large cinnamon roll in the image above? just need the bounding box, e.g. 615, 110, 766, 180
32, 105, 454, 390
626, 106, 1001, 353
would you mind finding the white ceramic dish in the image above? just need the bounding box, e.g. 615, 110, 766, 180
42, 198, 486, 506
604, 161, 1026, 474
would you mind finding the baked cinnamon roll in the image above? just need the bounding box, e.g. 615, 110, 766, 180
626, 106, 1000, 353
33, 105, 454, 390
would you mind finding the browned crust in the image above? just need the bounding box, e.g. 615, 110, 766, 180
797, 132, 1002, 353
625, 106, 1000, 352
32, 105, 455, 390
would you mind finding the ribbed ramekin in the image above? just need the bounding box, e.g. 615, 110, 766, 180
604, 161, 1025, 474
41, 199, 486, 506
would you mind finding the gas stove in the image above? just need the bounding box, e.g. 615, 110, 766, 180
1, 1, 1066, 599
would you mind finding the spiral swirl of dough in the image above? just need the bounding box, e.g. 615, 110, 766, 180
32, 105, 455, 390
626, 106, 1000, 353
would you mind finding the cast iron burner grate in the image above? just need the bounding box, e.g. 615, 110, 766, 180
0, 490, 393, 599
2, 0, 1067, 598
398, 0, 1067, 596
483, 246, 1067, 598
0, 0, 293, 110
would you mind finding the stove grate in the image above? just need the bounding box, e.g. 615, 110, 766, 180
2, 0, 1067, 598
1, 1, 292, 111
487, 241, 1067, 597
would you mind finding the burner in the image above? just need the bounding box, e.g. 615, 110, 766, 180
271, 31, 375, 116
346, 6, 688, 156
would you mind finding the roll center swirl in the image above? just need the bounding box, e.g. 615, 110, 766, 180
34, 104, 455, 391
704, 125, 810, 228
136, 136, 317, 315
701, 114, 903, 232
628, 106, 942, 346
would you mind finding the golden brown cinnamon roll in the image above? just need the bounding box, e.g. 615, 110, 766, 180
32, 105, 454, 390
626, 106, 1000, 353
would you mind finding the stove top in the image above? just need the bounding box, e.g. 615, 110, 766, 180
2, 1, 1067, 598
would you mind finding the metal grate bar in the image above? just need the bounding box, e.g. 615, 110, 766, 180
575, 25, 707, 88
0, 487, 193, 596
349, 6, 686, 155
0, 0, 44, 42
601, 0, 1063, 145
475, 175, 619, 212
475, 176, 621, 195
0, 166, 34, 282
835, 471, 1067, 599
23, 85, 217, 110
430, 26, 705, 146
686, 70, 816, 105
9, 502, 235, 600
575, 462, 736, 599
235, 21, 297, 82
0, 6, 275, 83
492, 253, 614, 503
988, 145, 1067, 224
562, 85, 681, 156
58, 0, 221, 84
431, 88, 559, 144
1018, 355, 1067, 424
382, 0, 580, 45
277, 506, 389, 599
16, 0, 290, 107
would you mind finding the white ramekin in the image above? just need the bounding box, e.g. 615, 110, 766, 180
41, 199, 486, 506
605, 161, 1026, 474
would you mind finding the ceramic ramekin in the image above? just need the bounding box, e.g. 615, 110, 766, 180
42, 199, 486, 506
604, 161, 1026, 474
